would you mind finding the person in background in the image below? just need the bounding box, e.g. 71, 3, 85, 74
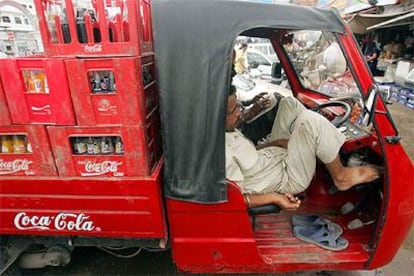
365, 41, 380, 75
282, 33, 300, 57
234, 43, 249, 74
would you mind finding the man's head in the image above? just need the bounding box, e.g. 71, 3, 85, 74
226, 85, 242, 132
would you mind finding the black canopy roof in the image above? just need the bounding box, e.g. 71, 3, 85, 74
152, 0, 346, 203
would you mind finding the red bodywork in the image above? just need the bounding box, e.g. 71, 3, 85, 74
0, 160, 166, 239
0, 12, 413, 276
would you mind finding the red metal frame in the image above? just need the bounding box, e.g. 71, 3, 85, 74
337, 28, 414, 268
0, 57, 76, 125
34, 0, 153, 57
0, 158, 166, 238
0, 125, 57, 176
0, 77, 11, 126
65, 56, 157, 126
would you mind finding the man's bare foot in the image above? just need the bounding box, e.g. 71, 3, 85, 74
334, 165, 380, 191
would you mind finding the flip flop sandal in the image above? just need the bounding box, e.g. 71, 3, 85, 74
293, 224, 349, 251
292, 214, 343, 236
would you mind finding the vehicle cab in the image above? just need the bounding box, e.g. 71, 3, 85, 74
153, 0, 413, 273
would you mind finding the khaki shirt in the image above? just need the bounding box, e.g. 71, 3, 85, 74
225, 130, 287, 194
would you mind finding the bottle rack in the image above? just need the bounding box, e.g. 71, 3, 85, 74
0, 125, 58, 176
47, 125, 151, 177
0, 58, 76, 125
65, 56, 157, 125
0, 0, 161, 177
34, 0, 153, 57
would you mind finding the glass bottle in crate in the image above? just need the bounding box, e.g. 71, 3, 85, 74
92, 138, 101, 155
22, 71, 30, 92
60, 8, 71, 43
75, 8, 87, 43
101, 137, 114, 155
73, 137, 87, 155
46, 0, 61, 43
101, 73, 109, 92
86, 137, 94, 155
91, 72, 102, 93
108, 71, 116, 92
33, 71, 43, 93
13, 135, 27, 153
1, 135, 14, 153
28, 71, 36, 92
37, 70, 48, 94
114, 137, 124, 155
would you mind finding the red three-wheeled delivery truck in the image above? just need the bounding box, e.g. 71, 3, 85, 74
0, 0, 413, 274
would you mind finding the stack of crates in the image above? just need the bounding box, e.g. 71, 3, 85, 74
0, 0, 161, 177
390, 85, 414, 109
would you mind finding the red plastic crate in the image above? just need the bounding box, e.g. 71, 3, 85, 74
34, 0, 153, 57
47, 125, 158, 177
65, 55, 158, 125
0, 125, 57, 176
0, 58, 76, 125
0, 78, 11, 126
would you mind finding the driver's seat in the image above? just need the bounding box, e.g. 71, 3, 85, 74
248, 204, 281, 229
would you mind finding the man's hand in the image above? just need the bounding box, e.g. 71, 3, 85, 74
274, 193, 301, 211
251, 92, 268, 104
243, 92, 267, 106
243, 96, 272, 122
245, 192, 301, 211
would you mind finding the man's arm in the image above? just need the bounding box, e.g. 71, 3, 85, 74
366, 52, 378, 62
241, 95, 272, 122
245, 193, 301, 211
256, 139, 288, 150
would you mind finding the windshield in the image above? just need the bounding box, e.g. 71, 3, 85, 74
282, 30, 361, 98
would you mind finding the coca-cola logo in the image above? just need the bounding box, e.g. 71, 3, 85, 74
78, 160, 123, 176
0, 159, 33, 175
84, 44, 102, 53
97, 99, 117, 115
14, 212, 99, 232
31, 104, 52, 115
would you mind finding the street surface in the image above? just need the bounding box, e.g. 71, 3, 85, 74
22, 98, 413, 276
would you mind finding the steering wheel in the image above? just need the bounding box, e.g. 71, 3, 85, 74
312, 101, 351, 127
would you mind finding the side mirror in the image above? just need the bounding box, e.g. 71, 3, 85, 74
271, 62, 283, 84
271, 62, 282, 78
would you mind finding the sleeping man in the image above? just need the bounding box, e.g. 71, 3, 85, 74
225, 85, 380, 210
